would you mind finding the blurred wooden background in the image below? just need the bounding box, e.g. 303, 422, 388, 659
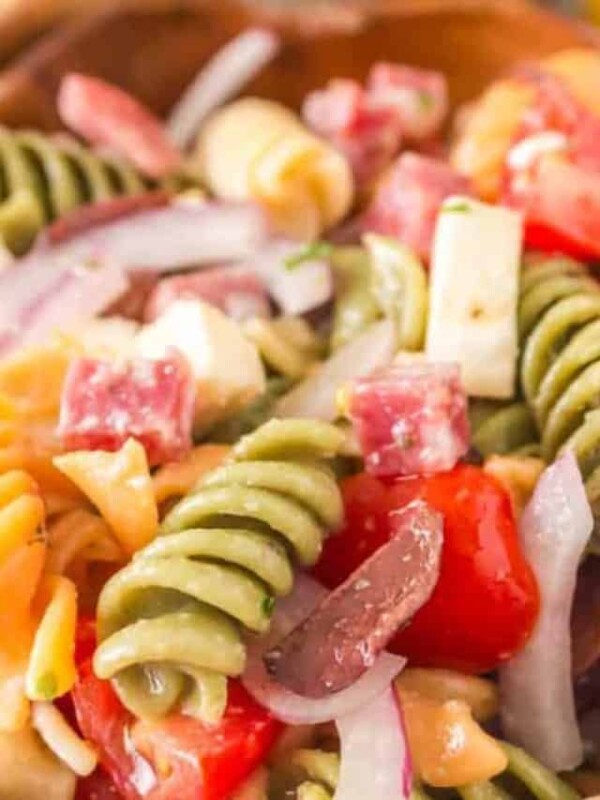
0, 0, 591, 72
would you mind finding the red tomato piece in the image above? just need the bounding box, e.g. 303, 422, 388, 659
502, 71, 600, 260
314, 467, 540, 674
72, 657, 281, 800
144, 266, 271, 323
131, 682, 281, 800
72, 660, 144, 800
514, 69, 600, 172
367, 63, 448, 142
506, 154, 600, 260
303, 77, 403, 187
58, 74, 182, 179
347, 361, 469, 478
361, 153, 471, 262
57, 354, 195, 465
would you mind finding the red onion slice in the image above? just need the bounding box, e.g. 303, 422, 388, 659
0, 253, 129, 357
275, 320, 397, 420
335, 687, 412, 800
240, 239, 333, 315
167, 28, 280, 150
49, 201, 268, 272
242, 572, 405, 724
500, 450, 593, 771
243, 647, 405, 725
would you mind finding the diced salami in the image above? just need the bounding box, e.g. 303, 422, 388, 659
58, 74, 182, 179
302, 63, 448, 189
361, 153, 471, 261
57, 354, 195, 465
264, 500, 443, 697
303, 78, 403, 187
368, 63, 448, 142
144, 266, 271, 323
346, 361, 470, 477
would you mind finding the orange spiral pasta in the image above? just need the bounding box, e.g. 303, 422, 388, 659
0, 469, 79, 731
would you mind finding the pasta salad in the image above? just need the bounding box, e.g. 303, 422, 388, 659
1, 26, 600, 800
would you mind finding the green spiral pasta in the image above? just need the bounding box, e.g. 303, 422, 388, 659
211, 318, 324, 443
0, 127, 190, 254
94, 418, 344, 724
330, 237, 428, 352
518, 257, 600, 535
209, 377, 293, 444
270, 749, 339, 800
330, 246, 380, 350
469, 400, 539, 458
270, 744, 578, 800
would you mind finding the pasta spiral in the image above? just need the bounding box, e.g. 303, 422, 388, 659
94, 419, 345, 724
469, 400, 539, 458
0, 127, 188, 254
269, 744, 578, 800
330, 237, 428, 351
518, 257, 600, 536
244, 317, 324, 381
195, 98, 354, 240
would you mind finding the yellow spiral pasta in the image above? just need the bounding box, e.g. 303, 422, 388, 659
0, 469, 77, 730
244, 316, 324, 380
195, 98, 354, 239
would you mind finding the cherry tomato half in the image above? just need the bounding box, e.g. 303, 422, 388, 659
314, 465, 540, 674
71, 621, 281, 800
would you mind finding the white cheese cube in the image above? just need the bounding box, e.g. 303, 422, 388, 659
136, 299, 266, 426
426, 196, 523, 398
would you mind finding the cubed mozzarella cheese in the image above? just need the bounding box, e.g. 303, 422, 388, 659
136, 299, 266, 426
425, 196, 523, 398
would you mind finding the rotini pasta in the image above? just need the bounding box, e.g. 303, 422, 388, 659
364, 234, 429, 352
208, 378, 293, 444
45, 508, 124, 579
269, 741, 577, 800
54, 438, 159, 556
0, 469, 80, 731
517, 257, 600, 544
469, 400, 539, 457
0, 469, 45, 730
330, 238, 428, 351
153, 444, 231, 509
244, 317, 324, 380
0, 127, 190, 254
330, 246, 380, 350
195, 98, 354, 239
94, 419, 345, 723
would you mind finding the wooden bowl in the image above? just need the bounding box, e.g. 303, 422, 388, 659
0, 0, 595, 130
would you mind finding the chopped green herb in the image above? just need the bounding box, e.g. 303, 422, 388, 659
417, 90, 434, 111
35, 671, 58, 700
262, 595, 276, 618
442, 200, 472, 214
283, 241, 333, 271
